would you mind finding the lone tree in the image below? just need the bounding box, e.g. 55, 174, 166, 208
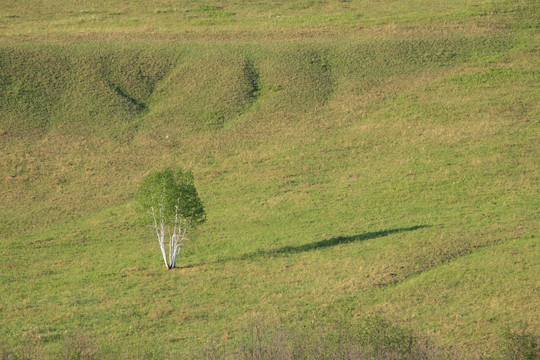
136, 167, 206, 269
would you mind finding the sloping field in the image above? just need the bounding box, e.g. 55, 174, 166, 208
1, 0, 539, 358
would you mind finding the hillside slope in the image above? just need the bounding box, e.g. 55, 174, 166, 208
1, 1, 539, 358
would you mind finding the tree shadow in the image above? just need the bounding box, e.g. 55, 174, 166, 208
239, 225, 429, 260
180, 225, 429, 269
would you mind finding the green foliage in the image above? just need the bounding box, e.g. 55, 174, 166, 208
136, 167, 206, 228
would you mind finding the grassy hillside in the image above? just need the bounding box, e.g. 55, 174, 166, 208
1, 0, 539, 358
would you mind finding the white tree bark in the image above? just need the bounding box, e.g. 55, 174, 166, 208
151, 206, 169, 269
151, 203, 191, 269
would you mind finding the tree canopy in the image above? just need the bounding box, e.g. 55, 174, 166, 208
136, 167, 206, 226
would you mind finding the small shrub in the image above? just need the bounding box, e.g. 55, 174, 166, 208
0, 343, 45, 360
500, 327, 539, 360
154, 8, 175, 14
62, 333, 98, 360
0, 346, 14, 360
201, 316, 439, 360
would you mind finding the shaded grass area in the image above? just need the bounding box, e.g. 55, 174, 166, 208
1, 0, 539, 358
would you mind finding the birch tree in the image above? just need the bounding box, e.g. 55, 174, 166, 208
136, 167, 206, 269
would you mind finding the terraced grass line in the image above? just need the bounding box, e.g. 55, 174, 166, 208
372, 233, 510, 290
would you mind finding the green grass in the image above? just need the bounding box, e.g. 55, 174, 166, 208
1, 0, 539, 358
